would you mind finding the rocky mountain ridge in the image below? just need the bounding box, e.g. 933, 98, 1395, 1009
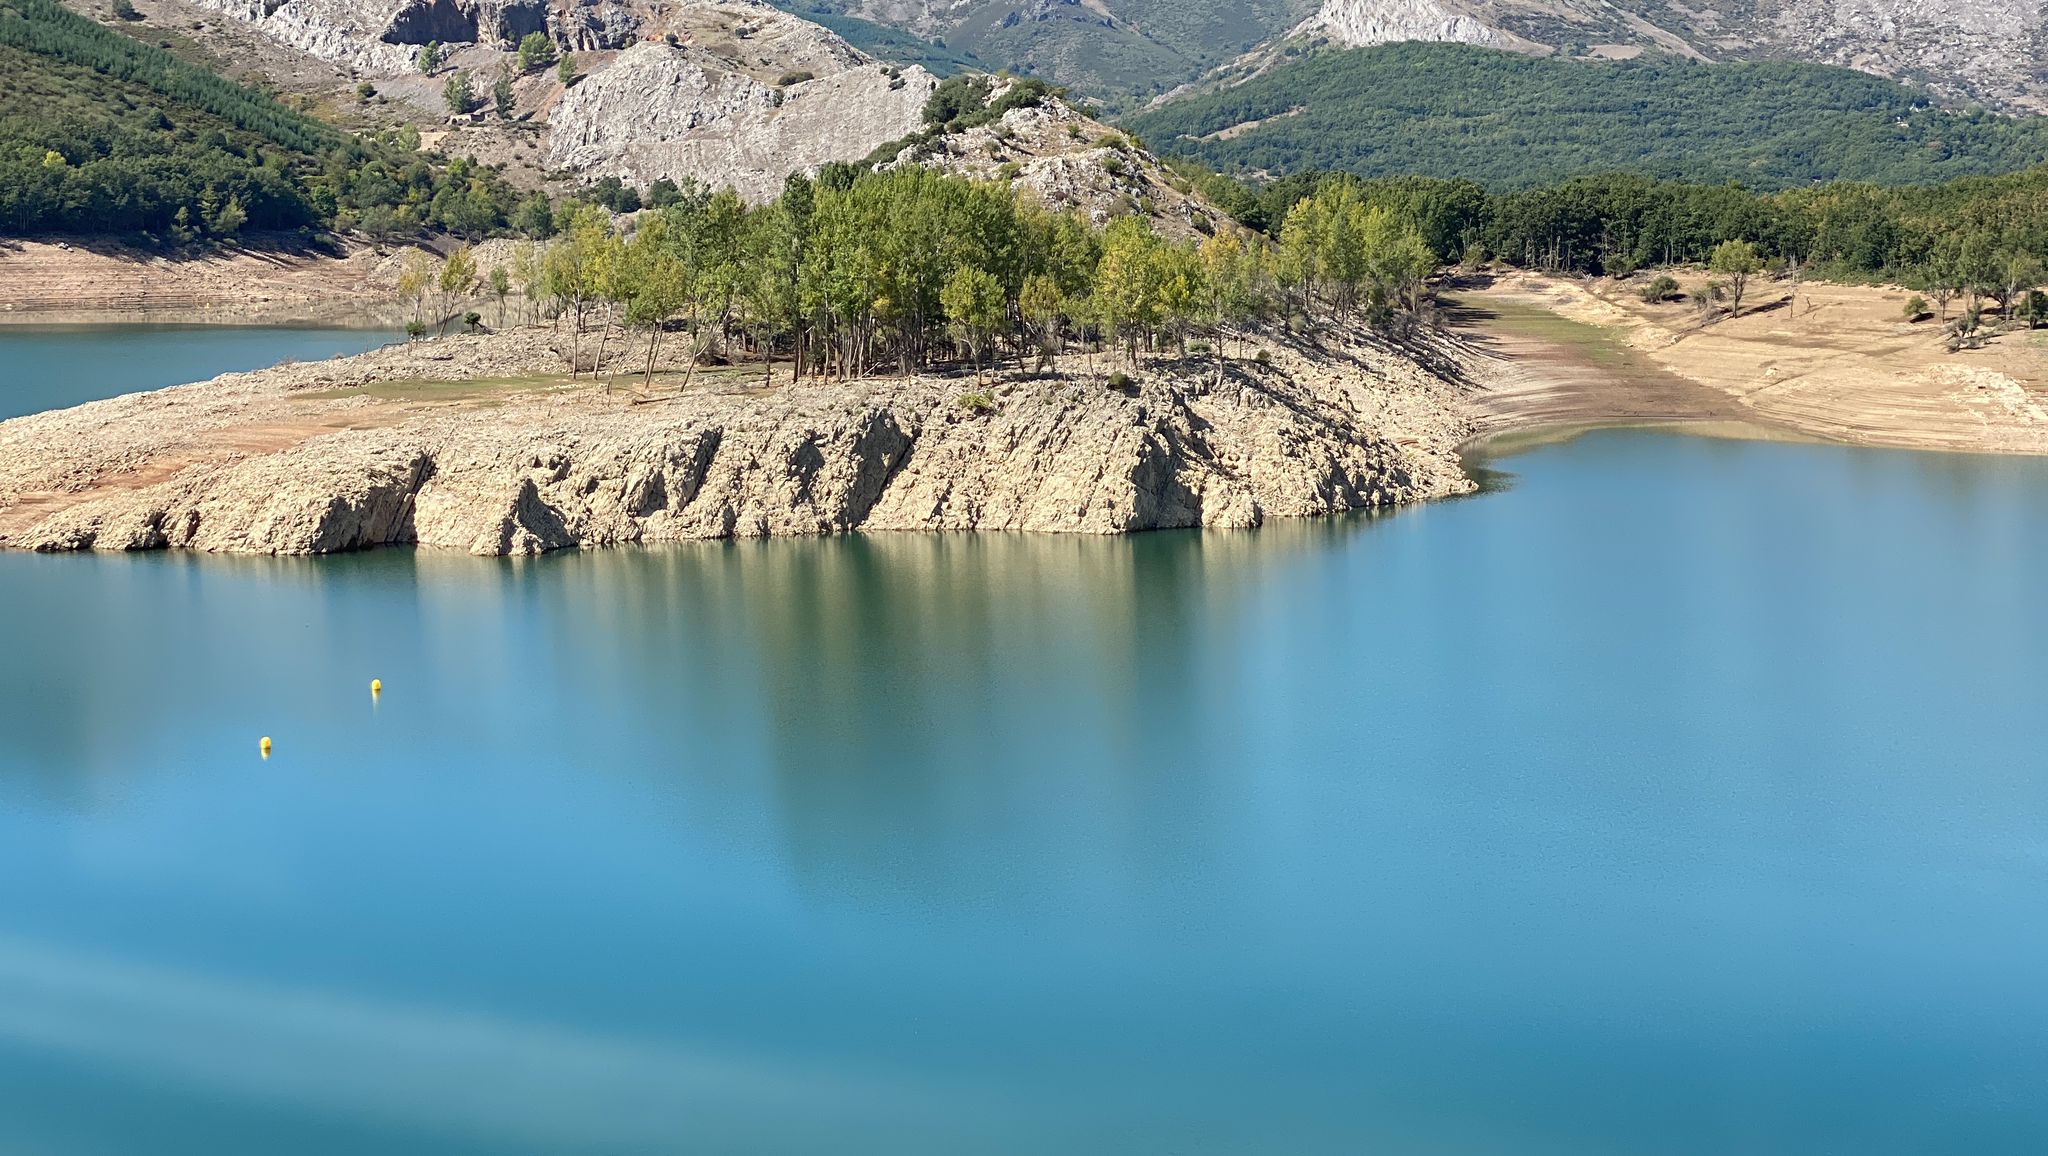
1272, 0, 2046, 112
790, 0, 2048, 113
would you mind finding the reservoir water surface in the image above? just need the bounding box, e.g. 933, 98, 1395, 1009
0, 324, 397, 420
1, 329, 2044, 1154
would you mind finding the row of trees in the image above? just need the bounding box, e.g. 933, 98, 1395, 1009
414, 168, 1444, 389
1210, 169, 2048, 319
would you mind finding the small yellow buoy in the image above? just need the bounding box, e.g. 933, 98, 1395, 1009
260, 736, 273, 758
370, 678, 383, 695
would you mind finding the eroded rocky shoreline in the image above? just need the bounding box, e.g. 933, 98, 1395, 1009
0, 325, 1479, 556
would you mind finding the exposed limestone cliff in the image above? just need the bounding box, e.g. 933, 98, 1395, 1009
0, 327, 1476, 556
188, 0, 546, 71
1293, 0, 1505, 49
1766, 0, 2046, 111
547, 38, 937, 201
176, 0, 948, 195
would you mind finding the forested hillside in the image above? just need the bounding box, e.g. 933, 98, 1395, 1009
0, 0, 526, 239
1209, 166, 2048, 319
1124, 44, 2048, 190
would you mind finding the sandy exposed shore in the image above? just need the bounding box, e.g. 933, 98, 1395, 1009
1460, 271, 2048, 455
0, 238, 409, 326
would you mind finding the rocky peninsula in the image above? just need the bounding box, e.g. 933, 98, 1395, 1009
0, 325, 1477, 556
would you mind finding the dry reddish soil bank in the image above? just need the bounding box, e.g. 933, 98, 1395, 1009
1466, 271, 2048, 454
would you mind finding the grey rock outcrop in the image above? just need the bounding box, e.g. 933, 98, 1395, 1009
892, 93, 1231, 239
191, 0, 548, 71
1294, 0, 1506, 48
547, 38, 937, 202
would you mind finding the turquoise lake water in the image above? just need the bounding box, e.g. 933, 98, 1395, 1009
0, 325, 397, 420
1, 331, 2045, 1153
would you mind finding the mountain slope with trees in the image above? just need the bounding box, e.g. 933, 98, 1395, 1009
1122, 44, 2048, 191
0, 0, 527, 239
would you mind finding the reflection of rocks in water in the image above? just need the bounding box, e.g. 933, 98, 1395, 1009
0, 519, 1390, 913
525, 524, 1385, 919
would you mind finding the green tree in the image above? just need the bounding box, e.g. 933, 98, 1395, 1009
489, 265, 511, 327
1708, 239, 1763, 316
1996, 249, 2043, 321
1018, 272, 1064, 374
1154, 242, 1207, 357
437, 242, 477, 333
941, 265, 1005, 382
1198, 231, 1262, 368
2022, 289, 2048, 328
492, 68, 515, 119
619, 216, 689, 389
1374, 226, 1438, 315
206, 194, 247, 236
516, 32, 557, 73
397, 247, 437, 327
556, 53, 576, 86
509, 241, 541, 325
443, 69, 477, 116
417, 41, 442, 75
1094, 217, 1166, 366
543, 204, 613, 372
513, 192, 555, 239
1917, 236, 1964, 321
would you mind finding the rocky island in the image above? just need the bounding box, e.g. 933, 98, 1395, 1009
0, 324, 1477, 556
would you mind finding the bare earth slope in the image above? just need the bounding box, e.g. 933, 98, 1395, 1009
1462, 272, 2048, 454
0, 327, 1475, 555
0, 239, 408, 325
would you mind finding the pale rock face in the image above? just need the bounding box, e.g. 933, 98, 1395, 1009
546, 42, 937, 202
189, 0, 549, 71
1290, 0, 1504, 48
1768, 0, 2047, 110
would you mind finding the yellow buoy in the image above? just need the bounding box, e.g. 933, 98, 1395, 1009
260, 736, 273, 758
370, 678, 383, 695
